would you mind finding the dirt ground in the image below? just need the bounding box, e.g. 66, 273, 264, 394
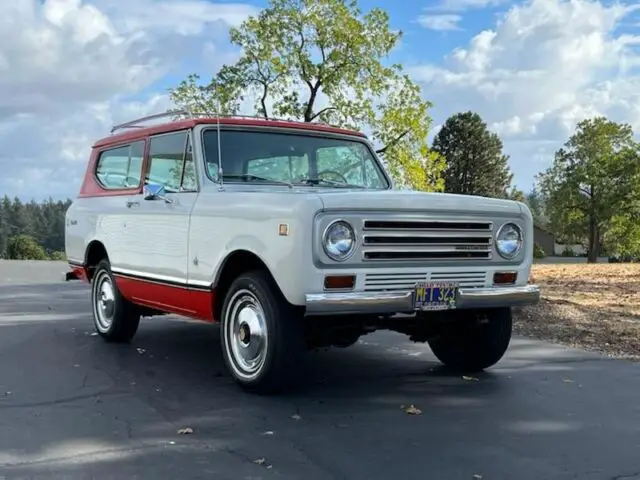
514, 263, 640, 360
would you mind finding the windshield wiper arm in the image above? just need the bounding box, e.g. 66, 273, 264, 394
297, 177, 364, 188
222, 173, 292, 188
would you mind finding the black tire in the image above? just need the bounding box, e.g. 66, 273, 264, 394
91, 259, 140, 343
219, 270, 306, 394
427, 307, 512, 372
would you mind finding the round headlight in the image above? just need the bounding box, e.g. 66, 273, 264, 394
323, 220, 356, 261
496, 223, 523, 259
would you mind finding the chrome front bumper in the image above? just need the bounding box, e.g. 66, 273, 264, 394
305, 285, 541, 316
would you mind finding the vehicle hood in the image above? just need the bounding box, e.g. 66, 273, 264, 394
314, 189, 523, 216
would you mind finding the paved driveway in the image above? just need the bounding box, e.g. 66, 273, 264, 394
0, 261, 639, 479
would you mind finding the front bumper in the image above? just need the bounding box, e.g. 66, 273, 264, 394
305, 284, 541, 316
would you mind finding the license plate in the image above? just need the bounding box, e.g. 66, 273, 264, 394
412, 282, 458, 311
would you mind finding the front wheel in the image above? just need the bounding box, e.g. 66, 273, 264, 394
91, 259, 141, 343
427, 307, 512, 372
220, 270, 306, 394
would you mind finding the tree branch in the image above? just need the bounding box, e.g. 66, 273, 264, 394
259, 83, 270, 119
304, 80, 322, 122
308, 106, 337, 122
376, 130, 410, 155
578, 186, 591, 197
296, 27, 313, 90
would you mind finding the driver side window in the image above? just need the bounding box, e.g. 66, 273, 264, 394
316, 145, 385, 188
146, 131, 197, 192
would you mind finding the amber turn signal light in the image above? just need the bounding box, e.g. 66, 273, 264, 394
323, 274, 355, 290
493, 271, 517, 285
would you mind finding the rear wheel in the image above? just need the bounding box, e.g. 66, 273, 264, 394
220, 270, 306, 394
91, 259, 140, 343
427, 307, 512, 372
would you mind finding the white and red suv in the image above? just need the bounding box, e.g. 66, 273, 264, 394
65, 111, 540, 393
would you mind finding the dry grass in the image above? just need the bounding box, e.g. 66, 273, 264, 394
514, 263, 640, 360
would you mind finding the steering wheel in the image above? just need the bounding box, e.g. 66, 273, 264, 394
317, 169, 348, 184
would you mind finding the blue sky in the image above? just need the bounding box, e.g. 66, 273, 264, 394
1, 0, 639, 199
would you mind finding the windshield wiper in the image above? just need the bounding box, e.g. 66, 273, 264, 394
222, 173, 292, 188
297, 177, 365, 188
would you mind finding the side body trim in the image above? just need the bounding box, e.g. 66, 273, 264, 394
67, 262, 215, 321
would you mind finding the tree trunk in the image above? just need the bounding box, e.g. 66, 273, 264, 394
587, 214, 599, 263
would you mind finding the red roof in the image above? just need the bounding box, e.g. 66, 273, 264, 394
93, 116, 367, 148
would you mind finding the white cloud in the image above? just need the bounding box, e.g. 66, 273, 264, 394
0, 95, 173, 198
412, 0, 640, 190
423, 0, 509, 12
0, 0, 258, 199
91, 0, 257, 35
418, 14, 463, 31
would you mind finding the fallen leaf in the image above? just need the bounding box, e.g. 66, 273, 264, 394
462, 375, 480, 382
473, 475, 483, 479
136, 348, 146, 354
177, 427, 193, 435
291, 414, 302, 420
401, 404, 422, 415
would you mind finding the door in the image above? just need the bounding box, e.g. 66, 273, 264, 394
117, 129, 200, 316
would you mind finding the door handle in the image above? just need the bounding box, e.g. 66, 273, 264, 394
126, 200, 140, 208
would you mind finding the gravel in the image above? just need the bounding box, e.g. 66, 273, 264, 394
514, 263, 640, 360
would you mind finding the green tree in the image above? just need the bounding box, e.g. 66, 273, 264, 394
432, 111, 513, 198
605, 214, 640, 258
525, 185, 548, 227
6, 234, 48, 260
0, 197, 72, 258
168, 0, 445, 191
506, 186, 525, 202
538, 117, 640, 262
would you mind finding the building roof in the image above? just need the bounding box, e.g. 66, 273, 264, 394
93, 112, 367, 149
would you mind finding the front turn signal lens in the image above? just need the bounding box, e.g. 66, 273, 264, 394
493, 271, 517, 285
323, 274, 355, 290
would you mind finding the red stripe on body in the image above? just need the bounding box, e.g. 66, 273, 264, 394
68, 264, 89, 282
114, 275, 216, 322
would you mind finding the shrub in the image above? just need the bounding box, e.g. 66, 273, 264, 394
49, 251, 67, 261
6, 234, 48, 260
561, 245, 575, 257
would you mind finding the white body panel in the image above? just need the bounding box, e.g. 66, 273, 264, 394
120, 191, 198, 284
187, 189, 324, 299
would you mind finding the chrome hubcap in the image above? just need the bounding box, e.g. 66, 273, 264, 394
224, 289, 268, 380
94, 271, 115, 332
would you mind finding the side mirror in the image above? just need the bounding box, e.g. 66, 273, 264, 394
143, 183, 166, 200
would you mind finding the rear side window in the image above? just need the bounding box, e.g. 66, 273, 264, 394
95, 141, 145, 189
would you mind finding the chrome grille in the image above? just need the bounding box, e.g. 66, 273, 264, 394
364, 271, 488, 292
362, 219, 493, 261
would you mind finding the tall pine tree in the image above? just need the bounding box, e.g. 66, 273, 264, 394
432, 111, 513, 198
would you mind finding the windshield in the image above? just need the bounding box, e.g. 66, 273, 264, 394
202, 128, 389, 189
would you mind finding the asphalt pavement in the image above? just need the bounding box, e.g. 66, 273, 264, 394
1, 260, 639, 480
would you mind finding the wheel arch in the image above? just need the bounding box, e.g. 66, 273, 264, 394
213, 249, 290, 321
84, 240, 109, 281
